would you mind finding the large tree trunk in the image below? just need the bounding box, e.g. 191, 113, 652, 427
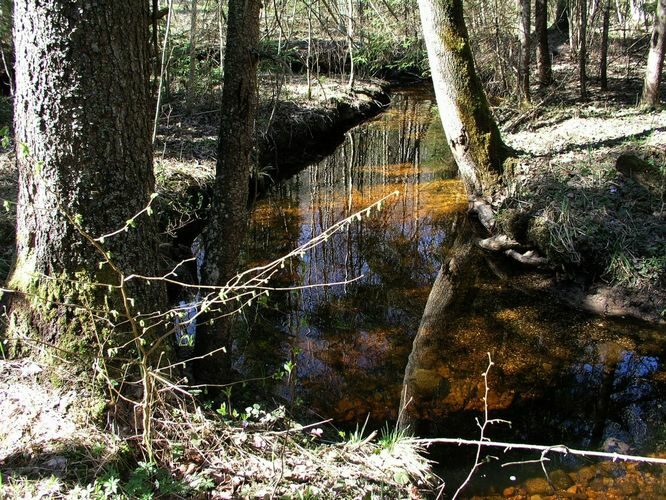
518, 0, 532, 102
9, 1, 166, 363
536, 0, 553, 87
196, 0, 261, 382
416, 0, 509, 198
641, 0, 666, 108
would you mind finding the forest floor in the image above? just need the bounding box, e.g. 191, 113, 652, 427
495, 57, 666, 324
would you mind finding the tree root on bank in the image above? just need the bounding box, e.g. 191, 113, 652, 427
476, 234, 522, 252
468, 196, 496, 232
504, 248, 549, 267
470, 198, 550, 268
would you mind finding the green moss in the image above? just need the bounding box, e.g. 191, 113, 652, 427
496, 208, 529, 240
7, 261, 121, 362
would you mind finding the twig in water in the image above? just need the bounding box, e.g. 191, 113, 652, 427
437, 353, 510, 500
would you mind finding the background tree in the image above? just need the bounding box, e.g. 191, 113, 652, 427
641, 0, 666, 107
416, 0, 510, 198
0, 0, 12, 96
8, 0, 166, 363
600, 0, 611, 90
518, 0, 532, 102
536, 0, 553, 86
195, 0, 262, 382
578, 0, 588, 99
187, 0, 199, 112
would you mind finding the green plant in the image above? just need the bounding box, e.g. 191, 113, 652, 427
378, 423, 408, 453
346, 413, 372, 447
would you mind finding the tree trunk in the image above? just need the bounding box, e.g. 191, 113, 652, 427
518, 0, 532, 102
187, 0, 198, 112
579, 0, 588, 99
600, 0, 611, 90
347, 0, 355, 89
196, 0, 261, 382
555, 0, 569, 32
536, 0, 553, 87
641, 0, 666, 108
0, 0, 13, 95
9, 1, 166, 363
416, 0, 509, 198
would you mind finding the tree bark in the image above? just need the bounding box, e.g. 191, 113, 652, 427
518, 0, 532, 102
0, 0, 13, 95
187, 0, 198, 112
555, 0, 569, 32
416, 0, 509, 198
9, 1, 166, 362
196, 0, 261, 382
579, 0, 588, 99
600, 0, 611, 90
641, 0, 666, 108
536, 0, 553, 87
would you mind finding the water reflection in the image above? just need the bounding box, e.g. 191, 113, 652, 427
238, 84, 666, 496
400, 249, 666, 495
241, 86, 466, 421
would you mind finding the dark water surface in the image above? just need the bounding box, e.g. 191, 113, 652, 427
237, 85, 666, 497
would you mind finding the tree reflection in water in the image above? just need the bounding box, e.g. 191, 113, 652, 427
240, 86, 666, 498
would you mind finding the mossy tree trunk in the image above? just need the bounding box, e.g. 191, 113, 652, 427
641, 0, 666, 108
195, 0, 261, 383
8, 0, 167, 364
416, 0, 509, 198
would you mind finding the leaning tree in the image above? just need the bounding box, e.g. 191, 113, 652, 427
416, 0, 511, 199
8, 0, 167, 366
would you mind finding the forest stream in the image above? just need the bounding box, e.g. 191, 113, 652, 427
211, 85, 665, 496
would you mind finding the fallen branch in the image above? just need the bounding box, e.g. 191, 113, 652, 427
417, 437, 666, 465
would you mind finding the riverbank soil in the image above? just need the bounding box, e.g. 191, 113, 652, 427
494, 45, 666, 324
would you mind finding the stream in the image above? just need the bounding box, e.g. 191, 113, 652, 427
234, 85, 666, 496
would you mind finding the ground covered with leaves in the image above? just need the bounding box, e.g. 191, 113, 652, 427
0, 358, 433, 498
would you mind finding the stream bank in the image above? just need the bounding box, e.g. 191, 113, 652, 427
154, 76, 390, 247
493, 77, 666, 324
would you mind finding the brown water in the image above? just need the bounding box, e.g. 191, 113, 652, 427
237, 85, 666, 497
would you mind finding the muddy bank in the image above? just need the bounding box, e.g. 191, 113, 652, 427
256, 80, 391, 184
155, 78, 390, 245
